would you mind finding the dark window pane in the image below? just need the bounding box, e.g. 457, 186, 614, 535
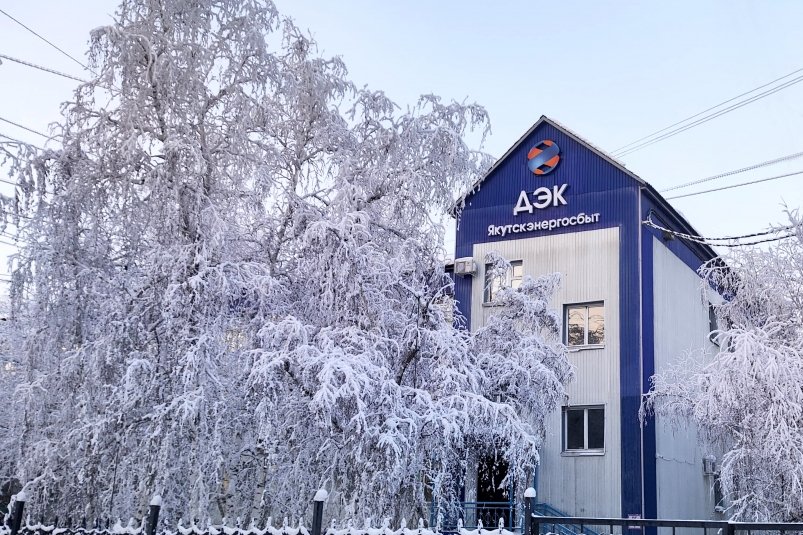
484, 264, 494, 302
587, 408, 604, 449
567, 306, 586, 346
566, 409, 584, 450
709, 304, 719, 345
587, 305, 605, 344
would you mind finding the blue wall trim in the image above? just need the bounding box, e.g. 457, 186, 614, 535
454, 120, 646, 517
640, 231, 657, 520
451, 119, 719, 518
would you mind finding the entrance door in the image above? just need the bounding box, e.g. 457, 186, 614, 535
476, 456, 511, 528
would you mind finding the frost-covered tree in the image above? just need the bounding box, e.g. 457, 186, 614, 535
643, 211, 803, 521
1, 0, 571, 523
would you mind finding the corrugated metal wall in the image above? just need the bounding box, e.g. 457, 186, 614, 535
652, 236, 720, 520
470, 227, 622, 517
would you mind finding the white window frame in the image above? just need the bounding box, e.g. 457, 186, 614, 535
561, 405, 605, 455
564, 302, 605, 348
483, 260, 523, 304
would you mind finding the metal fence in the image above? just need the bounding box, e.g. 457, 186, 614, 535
526, 514, 803, 535
6, 488, 803, 535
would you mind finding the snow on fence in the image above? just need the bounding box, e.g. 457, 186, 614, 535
9, 489, 803, 535
0, 490, 523, 535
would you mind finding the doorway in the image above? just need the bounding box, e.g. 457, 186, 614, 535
476, 456, 512, 528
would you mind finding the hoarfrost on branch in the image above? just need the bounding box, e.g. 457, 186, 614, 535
0, 0, 572, 522
644, 211, 803, 521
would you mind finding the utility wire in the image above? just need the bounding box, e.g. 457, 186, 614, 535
0, 117, 52, 141
612, 65, 803, 155
0, 210, 33, 221
0, 53, 89, 84
0, 132, 43, 151
666, 169, 803, 200
617, 73, 803, 156
0, 7, 91, 73
613, 73, 803, 158
662, 150, 803, 192
643, 217, 800, 247
615, 73, 803, 157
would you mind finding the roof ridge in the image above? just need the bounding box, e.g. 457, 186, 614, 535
450, 115, 645, 215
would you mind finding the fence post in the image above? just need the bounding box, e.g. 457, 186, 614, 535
523, 488, 536, 535
146, 495, 162, 535
312, 489, 328, 535
725, 522, 735, 535
9, 491, 27, 535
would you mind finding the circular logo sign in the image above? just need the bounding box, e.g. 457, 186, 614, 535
527, 140, 560, 175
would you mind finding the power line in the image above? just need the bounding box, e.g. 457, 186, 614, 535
650, 218, 798, 241
666, 169, 803, 200
0, 52, 89, 84
612, 65, 803, 155
643, 217, 800, 247
0, 7, 91, 73
0, 131, 43, 150
613, 73, 803, 158
0, 210, 33, 221
662, 150, 803, 192
0, 117, 52, 141
615, 73, 803, 157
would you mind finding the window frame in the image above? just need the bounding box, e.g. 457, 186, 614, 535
483, 260, 523, 304
561, 405, 605, 455
708, 303, 720, 346
564, 301, 605, 349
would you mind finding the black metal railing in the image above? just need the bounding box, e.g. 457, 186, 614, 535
527, 515, 803, 535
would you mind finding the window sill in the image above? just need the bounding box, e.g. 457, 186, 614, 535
482, 301, 505, 308
567, 344, 605, 352
561, 450, 605, 457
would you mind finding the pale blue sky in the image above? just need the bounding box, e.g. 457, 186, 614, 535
1, 1, 802, 266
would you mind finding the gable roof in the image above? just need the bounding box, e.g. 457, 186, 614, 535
452, 115, 644, 213
451, 115, 718, 262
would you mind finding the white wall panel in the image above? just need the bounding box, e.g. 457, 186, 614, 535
470, 227, 621, 517
652, 237, 721, 520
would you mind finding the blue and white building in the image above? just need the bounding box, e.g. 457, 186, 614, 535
451, 117, 723, 521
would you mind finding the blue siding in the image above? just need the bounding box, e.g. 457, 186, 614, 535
638, 191, 716, 520
453, 117, 718, 520
454, 119, 644, 518
640, 232, 657, 521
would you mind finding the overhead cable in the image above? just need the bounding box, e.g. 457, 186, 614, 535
662, 150, 803, 192
612, 66, 803, 155
0, 117, 52, 140
0, 131, 43, 150
643, 216, 800, 247
0, 7, 91, 73
0, 52, 89, 84
613, 70, 803, 158
666, 169, 803, 200
0, 210, 33, 221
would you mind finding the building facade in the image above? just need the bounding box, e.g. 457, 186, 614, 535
452, 117, 723, 521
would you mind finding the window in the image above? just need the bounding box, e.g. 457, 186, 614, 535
708, 303, 720, 346
562, 406, 604, 452
484, 261, 523, 303
565, 302, 605, 347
